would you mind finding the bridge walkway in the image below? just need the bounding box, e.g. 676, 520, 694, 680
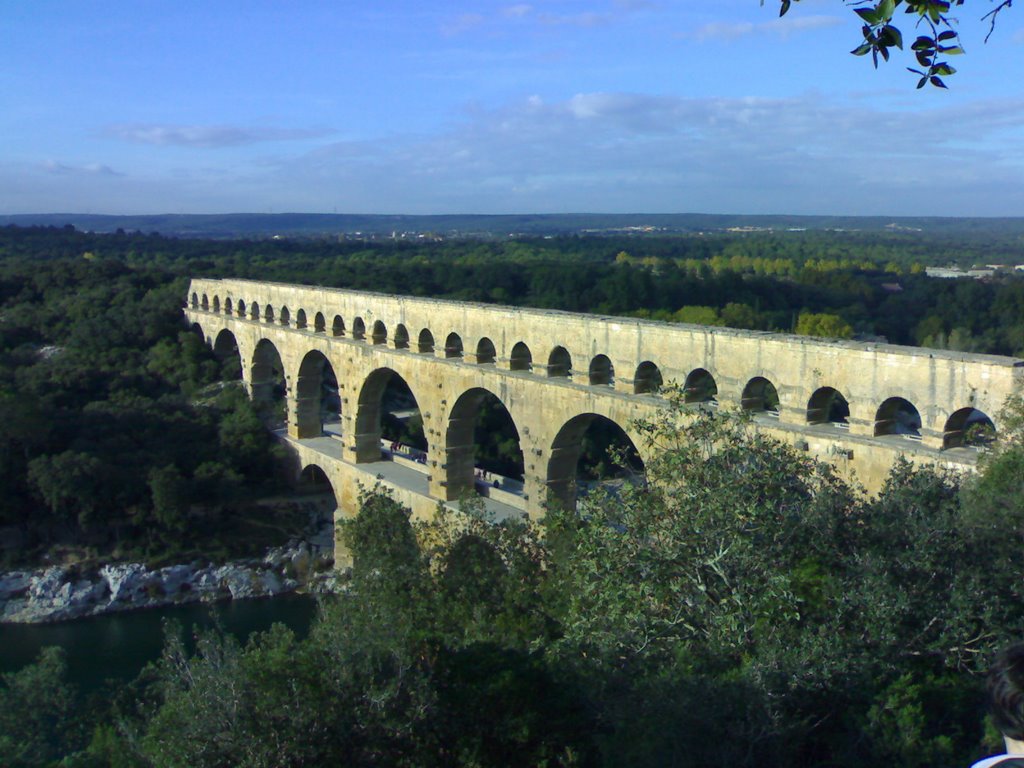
273, 427, 526, 523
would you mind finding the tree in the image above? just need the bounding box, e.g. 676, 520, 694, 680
771, 0, 1013, 87
794, 311, 855, 339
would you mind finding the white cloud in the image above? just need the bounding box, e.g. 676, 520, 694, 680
501, 4, 533, 19
103, 124, 332, 149
441, 12, 485, 36
42, 160, 122, 177
688, 14, 843, 42
8, 93, 1024, 216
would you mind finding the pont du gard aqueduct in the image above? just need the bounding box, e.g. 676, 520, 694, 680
185, 277, 1023, 525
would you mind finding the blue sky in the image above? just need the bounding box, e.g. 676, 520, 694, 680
2, 0, 1023, 216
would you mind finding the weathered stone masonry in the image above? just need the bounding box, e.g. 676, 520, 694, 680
185, 277, 1024, 521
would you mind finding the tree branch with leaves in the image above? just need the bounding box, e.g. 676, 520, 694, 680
769, 0, 1014, 87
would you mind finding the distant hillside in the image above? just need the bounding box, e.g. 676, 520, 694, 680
4, 212, 1024, 239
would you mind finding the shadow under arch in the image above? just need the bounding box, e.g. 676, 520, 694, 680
296, 464, 339, 566
510, 341, 532, 372
634, 361, 662, 394
213, 328, 242, 380
684, 368, 717, 404
418, 328, 435, 354
943, 407, 996, 449
742, 376, 779, 414
589, 354, 614, 387
295, 350, 340, 438
354, 367, 427, 463
443, 387, 525, 499
807, 386, 850, 426
547, 413, 644, 511
874, 396, 922, 438
251, 338, 286, 426
394, 324, 410, 350
548, 346, 572, 378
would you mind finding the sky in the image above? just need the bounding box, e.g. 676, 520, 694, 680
2, 0, 1023, 217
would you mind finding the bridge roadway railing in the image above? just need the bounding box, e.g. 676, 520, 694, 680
184, 278, 1024, 517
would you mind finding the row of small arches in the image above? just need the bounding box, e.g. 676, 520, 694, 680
193, 294, 997, 449
192, 292, 668, 392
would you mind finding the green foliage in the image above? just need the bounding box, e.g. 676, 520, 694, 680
774, 0, 1002, 87
149, 464, 189, 532
0, 647, 84, 767
795, 310, 855, 338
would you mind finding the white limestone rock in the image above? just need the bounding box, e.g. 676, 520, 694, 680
0, 571, 32, 600
101, 563, 148, 603
30, 566, 68, 600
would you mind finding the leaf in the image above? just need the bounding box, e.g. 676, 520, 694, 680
779, 0, 792, 17
879, 0, 897, 20
933, 63, 956, 76
939, 45, 964, 55
937, 30, 957, 41
911, 36, 935, 51
930, 75, 948, 88
855, 7, 883, 24
916, 75, 928, 89
880, 25, 903, 48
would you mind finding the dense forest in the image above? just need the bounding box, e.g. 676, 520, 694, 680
2, 223, 1024, 766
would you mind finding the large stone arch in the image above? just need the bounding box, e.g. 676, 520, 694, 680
213, 328, 242, 381
353, 367, 428, 463
250, 338, 286, 425
443, 387, 525, 500
293, 350, 341, 438
297, 463, 339, 566
943, 407, 996, 449
546, 413, 645, 511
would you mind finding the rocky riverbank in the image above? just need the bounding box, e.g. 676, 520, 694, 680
0, 502, 342, 624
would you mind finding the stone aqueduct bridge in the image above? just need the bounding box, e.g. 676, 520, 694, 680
185, 277, 1023, 521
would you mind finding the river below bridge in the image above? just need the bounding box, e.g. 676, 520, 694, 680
0, 593, 319, 694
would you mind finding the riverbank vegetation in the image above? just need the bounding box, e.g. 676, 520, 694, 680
6, 398, 1024, 767
2, 222, 1024, 765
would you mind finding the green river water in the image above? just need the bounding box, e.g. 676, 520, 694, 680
0, 594, 319, 693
